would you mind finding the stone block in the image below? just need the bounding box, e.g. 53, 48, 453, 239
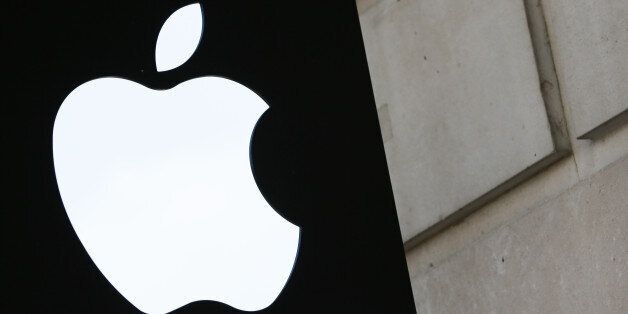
409, 155, 628, 313
359, 0, 559, 242
542, 0, 628, 138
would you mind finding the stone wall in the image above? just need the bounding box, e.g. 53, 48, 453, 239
357, 0, 628, 312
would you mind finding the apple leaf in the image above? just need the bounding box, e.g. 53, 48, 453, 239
155, 3, 203, 72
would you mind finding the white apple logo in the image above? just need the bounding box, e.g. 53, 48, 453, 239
52, 4, 300, 314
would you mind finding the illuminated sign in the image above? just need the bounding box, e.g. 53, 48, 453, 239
53, 5, 299, 313
3, 1, 415, 313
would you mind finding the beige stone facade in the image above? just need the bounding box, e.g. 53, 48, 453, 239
357, 0, 628, 312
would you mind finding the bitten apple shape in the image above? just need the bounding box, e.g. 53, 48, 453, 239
52, 4, 299, 314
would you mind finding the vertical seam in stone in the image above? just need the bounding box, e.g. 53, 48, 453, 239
522, 0, 572, 154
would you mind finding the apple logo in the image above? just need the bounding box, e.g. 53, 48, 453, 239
52, 3, 300, 314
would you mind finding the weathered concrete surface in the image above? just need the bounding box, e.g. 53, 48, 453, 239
407, 154, 628, 313
358, 0, 556, 241
542, 0, 628, 138
357, 0, 628, 312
